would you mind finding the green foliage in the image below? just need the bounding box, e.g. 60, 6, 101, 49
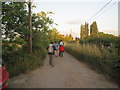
48, 28, 64, 42
2, 2, 55, 77
32, 30, 49, 50
80, 33, 119, 49
79, 39, 87, 44
2, 2, 28, 41
32, 12, 54, 33
3, 48, 46, 77
64, 34, 73, 42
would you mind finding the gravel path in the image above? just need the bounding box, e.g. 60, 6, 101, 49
8, 52, 118, 88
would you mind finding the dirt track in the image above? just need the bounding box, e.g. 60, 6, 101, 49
8, 52, 118, 88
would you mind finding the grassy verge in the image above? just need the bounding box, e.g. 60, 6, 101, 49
65, 43, 119, 86
3, 48, 47, 77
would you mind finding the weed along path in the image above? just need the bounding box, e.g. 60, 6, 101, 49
8, 52, 118, 88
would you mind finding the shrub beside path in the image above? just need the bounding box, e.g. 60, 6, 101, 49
8, 52, 118, 88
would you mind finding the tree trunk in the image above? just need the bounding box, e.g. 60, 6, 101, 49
28, 0, 32, 53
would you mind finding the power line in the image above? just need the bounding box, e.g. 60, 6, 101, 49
88, 0, 119, 34
94, 0, 120, 20
112, 0, 120, 6
87, 0, 113, 22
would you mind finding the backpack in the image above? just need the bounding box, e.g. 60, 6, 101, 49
48, 44, 53, 53
59, 46, 64, 51
54, 43, 58, 50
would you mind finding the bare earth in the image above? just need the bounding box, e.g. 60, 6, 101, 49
8, 52, 118, 88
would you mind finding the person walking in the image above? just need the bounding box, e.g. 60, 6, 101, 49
59, 40, 64, 46
54, 41, 59, 57
59, 45, 64, 57
47, 42, 55, 67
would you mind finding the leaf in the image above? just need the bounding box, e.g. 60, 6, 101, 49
32, 5, 36, 8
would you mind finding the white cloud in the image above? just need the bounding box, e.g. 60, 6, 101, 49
67, 19, 85, 25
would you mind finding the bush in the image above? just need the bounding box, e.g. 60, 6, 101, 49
2, 47, 47, 77
80, 34, 120, 49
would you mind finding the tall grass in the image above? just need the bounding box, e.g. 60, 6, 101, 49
3, 48, 47, 77
65, 43, 119, 84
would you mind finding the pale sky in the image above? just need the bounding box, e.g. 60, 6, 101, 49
32, 0, 119, 38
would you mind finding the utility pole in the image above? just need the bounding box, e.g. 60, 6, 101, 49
28, 0, 32, 53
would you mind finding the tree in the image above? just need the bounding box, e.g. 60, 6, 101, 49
32, 11, 55, 50
69, 34, 73, 40
33, 11, 54, 33
80, 25, 84, 39
90, 21, 98, 35
80, 22, 89, 39
2, 2, 28, 41
85, 22, 89, 38
64, 34, 73, 42
47, 28, 64, 42
75, 37, 79, 42
2, 2, 55, 53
